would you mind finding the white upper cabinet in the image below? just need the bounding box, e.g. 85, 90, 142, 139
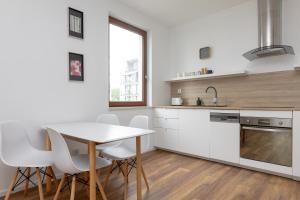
179, 109, 210, 157
293, 112, 300, 178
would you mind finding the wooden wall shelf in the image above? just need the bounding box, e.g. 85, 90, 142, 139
165, 70, 248, 83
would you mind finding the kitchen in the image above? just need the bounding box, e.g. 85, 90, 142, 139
1, 0, 300, 199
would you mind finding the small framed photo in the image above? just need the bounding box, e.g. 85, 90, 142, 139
69, 52, 84, 81
69, 7, 84, 39
199, 47, 210, 59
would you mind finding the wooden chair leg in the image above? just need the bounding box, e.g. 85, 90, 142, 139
96, 175, 107, 200
85, 172, 90, 198
104, 160, 115, 188
4, 168, 19, 200
54, 174, 66, 200
24, 167, 31, 196
118, 161, 122, 174
123, 160, 129, 200
49, 167, 59, 189
141, 166, 150, 190
35, 167, 44, 200
70, 176, 76, 200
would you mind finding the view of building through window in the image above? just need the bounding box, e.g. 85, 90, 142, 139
109, 17, 147, 107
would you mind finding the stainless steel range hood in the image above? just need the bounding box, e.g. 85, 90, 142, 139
243, 0, 294, 61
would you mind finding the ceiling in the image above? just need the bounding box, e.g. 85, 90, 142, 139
117, 0, 251, 27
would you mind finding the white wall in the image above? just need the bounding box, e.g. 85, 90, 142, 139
168, 0, 300, 79
0, 0, 170, 194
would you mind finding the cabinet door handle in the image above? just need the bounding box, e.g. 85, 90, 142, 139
242, 126, 291, 134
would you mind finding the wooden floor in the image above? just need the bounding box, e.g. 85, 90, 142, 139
2, 150, 300, 200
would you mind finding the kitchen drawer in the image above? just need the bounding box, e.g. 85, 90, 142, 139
240, 110, 292, 118
153, 108, 165, 118
165, 109, 179, 119
165, 118, 179, 129
153, 118, 165, 128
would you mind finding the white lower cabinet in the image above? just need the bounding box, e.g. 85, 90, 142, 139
293, 112, 300, 178
154, 128, 165, 148
154, 109, 239, 163
179, 109, 210, 157
153, 108, 297, 179
209, 121, 240, 164
153, 108, 180, 151
154, 128, 179, 150
164, 129, 180, 151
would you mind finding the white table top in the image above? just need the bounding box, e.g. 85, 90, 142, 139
44, 122, 155, 144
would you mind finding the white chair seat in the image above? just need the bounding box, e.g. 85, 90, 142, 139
96, 142, 121, 151
47, 128, 111, 200
102, 116, 150, 196
5, 150, 53, 168
102, 146, 136, 160
95, 114, 122, 151
72, 154, 111, 172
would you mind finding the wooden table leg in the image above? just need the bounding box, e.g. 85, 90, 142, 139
88, 141, 96, 200
136, 136, 142, 200
45, 131, 52, 193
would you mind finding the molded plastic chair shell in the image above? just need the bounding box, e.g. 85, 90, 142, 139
0, 121, 53, 168
96, 114, 122, 151
47, 128, 111, 175
102, 115, 150, 160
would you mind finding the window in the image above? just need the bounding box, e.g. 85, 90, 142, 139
109, 17, 147, 107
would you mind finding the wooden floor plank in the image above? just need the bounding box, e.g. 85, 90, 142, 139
2, 150, 300, 200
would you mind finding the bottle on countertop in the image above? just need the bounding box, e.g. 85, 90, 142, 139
196, 97, 203, 106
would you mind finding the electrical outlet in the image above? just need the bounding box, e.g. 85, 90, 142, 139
177, 88, 182, 94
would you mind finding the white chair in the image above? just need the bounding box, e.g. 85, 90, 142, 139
0, 121, 54, 200
96, 114, 122, 152
47, 128, 111, 200
102, 115, 150, 200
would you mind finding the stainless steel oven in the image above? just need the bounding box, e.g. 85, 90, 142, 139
240, 116, 292, 167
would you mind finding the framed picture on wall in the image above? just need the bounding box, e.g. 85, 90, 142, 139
69, 7, 84, 39
69, 52, 84, 81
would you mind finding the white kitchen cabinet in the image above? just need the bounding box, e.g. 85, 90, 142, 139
209, 111, 240, 164
179, 109, 210, 157
153, 108, 180, 150
293, 112, 300, 178
209, 110, 240, 164
153, 117, 165, 128
153, 108, 165, 118
164, 109, 179, 119
164, 129, 180, 151
154, 128, 166, 148
165, 118, 179, 129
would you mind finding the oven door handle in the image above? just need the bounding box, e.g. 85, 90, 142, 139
241, 126, 292, 133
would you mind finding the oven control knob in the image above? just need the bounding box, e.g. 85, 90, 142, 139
279, 121, 283, 126
246, 119, 250, 124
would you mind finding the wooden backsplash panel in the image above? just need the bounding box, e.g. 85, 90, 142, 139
171, 70, 300, 107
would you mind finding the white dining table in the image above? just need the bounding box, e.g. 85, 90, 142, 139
44, 122, 155, 200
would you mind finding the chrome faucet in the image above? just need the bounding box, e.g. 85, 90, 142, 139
206, 86, 218, 105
